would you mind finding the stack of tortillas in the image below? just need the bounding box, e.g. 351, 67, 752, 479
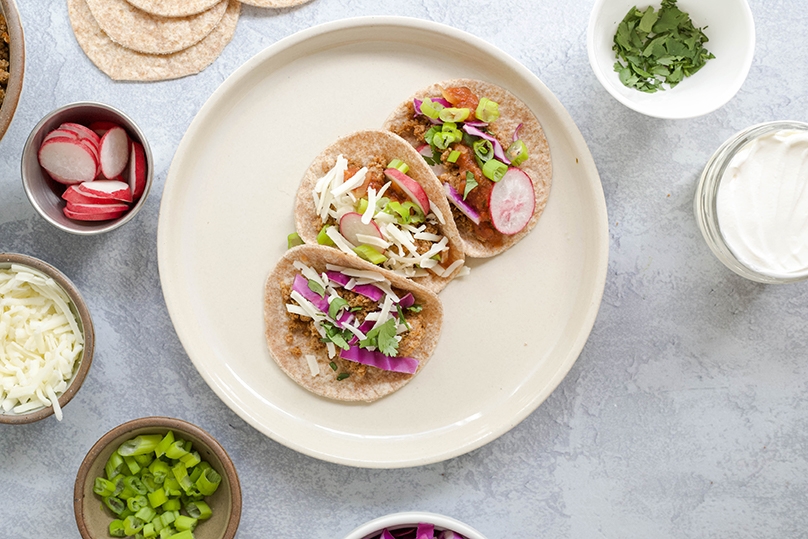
67, 0, 315, 81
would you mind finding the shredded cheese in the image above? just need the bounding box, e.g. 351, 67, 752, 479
1, 265, 83, 420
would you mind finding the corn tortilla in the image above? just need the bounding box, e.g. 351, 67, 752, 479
294, 130, 466, 294
264, 245, 444, 402
383, 79, 552, 258
67, 0, 239, 81
84, 0, 228, 55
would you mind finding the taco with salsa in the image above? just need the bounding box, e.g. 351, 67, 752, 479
294, 130, 465, 293
264, 244, 443, 402
383, 79, 552, 258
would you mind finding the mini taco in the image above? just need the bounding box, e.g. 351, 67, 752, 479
294, 130, 466, 293
264, 245, 443, 402
383, 79, 552, 258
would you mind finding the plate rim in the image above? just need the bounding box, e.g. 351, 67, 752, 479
158, 15, 610, 468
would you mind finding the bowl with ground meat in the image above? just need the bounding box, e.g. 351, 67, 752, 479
0, 0, 23, 143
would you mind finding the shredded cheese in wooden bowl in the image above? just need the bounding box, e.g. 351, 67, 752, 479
0, 254, 94, 423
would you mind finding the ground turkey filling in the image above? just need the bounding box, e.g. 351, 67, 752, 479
390, 87, 516, 247
0, 15, 10, 110
282, 282, 426, 380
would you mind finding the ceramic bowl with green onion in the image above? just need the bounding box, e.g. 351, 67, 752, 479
587, 0, 755, 119
74, 417, 241, 539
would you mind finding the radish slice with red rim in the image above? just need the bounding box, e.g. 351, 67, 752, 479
127, 141, 147, 199
76, 180, 133, 202
488, 167, 535, 235
38, 138, 99, 185
99, 126, 130, 179
383, 167, 430, 215
339, 212, 383, 246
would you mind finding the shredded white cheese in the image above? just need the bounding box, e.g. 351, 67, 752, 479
305, 354, 320, 376
1, 265, 83, 420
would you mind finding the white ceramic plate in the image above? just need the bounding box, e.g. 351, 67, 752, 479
158, 17, 608, 468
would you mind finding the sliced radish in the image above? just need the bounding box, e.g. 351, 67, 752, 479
59, 122, 101, 146
76, 180, 133, 202
488, 168, 536, 235
88, 121, 118, 137
383, 168, 430, 215
99, 126, 130, 179
127, 141, 147, 199
44, 129, 80, 143
38, 138, 99, 185
64, 208, 127, 221
416, 144, 446, 177
63, 185, 115, 205
66, 201, 130, 213
339, 212, 383, 247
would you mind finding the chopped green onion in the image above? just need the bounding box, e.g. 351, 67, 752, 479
94, 477, 116, 497
105, 451, 126, 480
387, 159, 409, 174
123, 515, 144, 536
482, 159, 508, 182
317, 225, 336, 246
195, 468, 221, 496
506, 139, 529, 167
147, 488, 167, 508
123, 456, 141, 476
419, 98, 442, 119
172, 462, 195, 493
133, 454, 154, 467
336, 373, 350, 381
432, 131, 455, 150
475, 97, 500, 122
135, 506, 157, 523
473, 139, 494, 163
439, 107, 470, 123
104, 496, 126, 515
148, 460, 170, 484
353, 244, 387, 265
141, 473, 158, 493
127, 495, 148, 512
287, 232, 304, 249
109, 519, 126, 538
143, 523, 157, 539
118, 435, 162, 457
166, 530, 193, 539
174, 515, 198, 532
154, 432, 174, 458
186, 501, 212, 520
180, 451, 201, 469
163, 476, 181, 497
162, 498, 181, 511
164, 441, 189, 460
447, 150, 461, 163
124, 475, 148, 496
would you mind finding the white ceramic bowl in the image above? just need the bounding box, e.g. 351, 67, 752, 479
343, 512, 487, 539
587, 0, 755, 119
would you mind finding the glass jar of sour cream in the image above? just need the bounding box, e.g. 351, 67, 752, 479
695, 121, 808, 283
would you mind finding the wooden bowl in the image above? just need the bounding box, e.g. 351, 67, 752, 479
0, 253, 95, 424
74, 417, 241, 539
0, 0, 24, 142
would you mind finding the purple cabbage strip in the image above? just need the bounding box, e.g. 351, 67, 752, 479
462, 124, 511, 165
381, 531, 397, 539
348, 320, 375, 345
325, 270, 351, 287
340, 346, 419, 374
463, 120, 488, 128
443, 183, 481, 225
416, 523, 434, 539
326, 271, 386, 302
292, 274, 329, 313
438, 532, 466, 539
397, 292, 415, 308
512, 122, 523, 142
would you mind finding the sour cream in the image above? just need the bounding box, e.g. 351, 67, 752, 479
716, 129, 808, 278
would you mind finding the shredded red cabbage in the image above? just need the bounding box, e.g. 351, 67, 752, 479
512, 122, 523, 142
325, 271, 351, 286
348, 320, 376, 345
292, 274, 329, 312
443, 183, 481, 225
462, 124, 511, 165
368, 526, 466, 539
340, 346, 419, 374
416, 523, 434, 539
381, 531, 396, 539
326, 271, 385, 302
398, 292, 415, 308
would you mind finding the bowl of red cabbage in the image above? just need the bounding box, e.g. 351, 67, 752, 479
343, 512, 487, 539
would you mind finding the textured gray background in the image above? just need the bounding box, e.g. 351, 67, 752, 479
1, 1, 806, 538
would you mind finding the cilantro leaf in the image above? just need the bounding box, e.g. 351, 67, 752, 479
328, 297, 349, 320
463, 171, 478, 200
307, 279, 325, 297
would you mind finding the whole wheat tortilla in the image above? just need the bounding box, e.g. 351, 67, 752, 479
264, 245, 444, 402
68, 0, 239, 81
383, 79, 553, 258
84, 0, 228, 55
294, 130, 466, 294
239, 0, 314, 7
124, 0, 221, 18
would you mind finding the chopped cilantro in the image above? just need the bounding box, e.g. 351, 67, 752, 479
359, 318, 399, 357
407, 304, 423, 313
307, 279, 325, 297
463, 171, 478, 200
328, 297, 349, 320
336, 373, 350, 381
321, 321, 351, 351
329, 362, 338, 371
612, 0, 714, 93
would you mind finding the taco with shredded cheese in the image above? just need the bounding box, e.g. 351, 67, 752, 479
383, 79, 552, 258
293, 130, 465, 293
264, 244, 443, 402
